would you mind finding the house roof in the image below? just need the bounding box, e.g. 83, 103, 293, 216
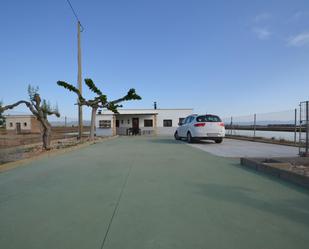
98, 108, 193, 115
4, 114, 35, 118
99, 110, 158, 115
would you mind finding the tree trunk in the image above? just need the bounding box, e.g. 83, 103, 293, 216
42, 124, 52, 150
1, 99, 59, 150
90, 107, 97, 141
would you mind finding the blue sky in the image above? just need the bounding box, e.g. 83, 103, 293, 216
1, 0, 309, 120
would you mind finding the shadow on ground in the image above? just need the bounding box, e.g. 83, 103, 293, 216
190, 182, 309, 227
150, 137, 218, 145
191, 140, 216, 144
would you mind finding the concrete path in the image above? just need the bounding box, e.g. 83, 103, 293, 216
188, 138, 299, 158
0, 137, 308, 249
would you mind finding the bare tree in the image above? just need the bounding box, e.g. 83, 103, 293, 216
0, 100, 5, 127
57, 78, 141, 140
0, 86, 60, 150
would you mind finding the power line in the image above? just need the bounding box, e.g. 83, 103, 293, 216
66, 0, 84, 31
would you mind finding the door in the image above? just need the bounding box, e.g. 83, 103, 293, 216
132, 118, 139, 135
183, 116, 193, 136
16, 122, 21, 134
178, 117, 188, 137
132, 118, 139, 129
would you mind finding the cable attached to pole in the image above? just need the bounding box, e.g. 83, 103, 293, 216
66, 0, 84, 31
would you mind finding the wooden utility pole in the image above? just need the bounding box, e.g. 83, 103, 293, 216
77, 21, 83, 139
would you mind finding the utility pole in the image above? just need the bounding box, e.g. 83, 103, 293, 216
77, 21, 83, 139
66, 0, 84, 140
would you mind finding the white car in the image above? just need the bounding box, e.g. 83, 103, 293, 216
174, 114, 225, 143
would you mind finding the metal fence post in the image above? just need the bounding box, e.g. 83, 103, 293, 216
253, 114, 256, 137
299, 103, 302, 156
294, 108, 297, 144
305, 101, 309, 156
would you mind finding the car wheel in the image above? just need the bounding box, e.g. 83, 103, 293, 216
174, 131, 180, 140
187, 132, 194, 143
215, 138, 223, 144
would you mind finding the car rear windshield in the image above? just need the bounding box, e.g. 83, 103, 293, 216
196, 115, 222, 122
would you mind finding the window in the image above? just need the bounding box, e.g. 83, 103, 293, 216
163, 119, 172, 127
127, 119, 130, 124
24, 122, 27, 127
196, 115, 221, 122
9, 122, 13, 127
144, 119, 153, 127
99, 120, 111, 128
121, 120, 124, 124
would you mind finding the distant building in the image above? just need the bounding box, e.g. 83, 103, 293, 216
96, 108, 193, 136
5, 115, 41, 134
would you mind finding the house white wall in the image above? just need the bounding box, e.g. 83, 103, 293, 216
96, 108, 193, 136
115, 114, 156, 135
156, 109, 193, 135
95, 114, 114, 136
6, 116, 32, 131
116, 114, 154, 128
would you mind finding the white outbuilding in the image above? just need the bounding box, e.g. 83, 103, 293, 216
5, 115, 41, 134
96, 108, 193, 136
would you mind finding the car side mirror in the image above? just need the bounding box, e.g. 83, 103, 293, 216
178, 122, 183, 126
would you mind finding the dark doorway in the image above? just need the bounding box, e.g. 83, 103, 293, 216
116, 120, 119, 128
132, 118, 139, 135
16, 122, 21, 134
132, 118, 139, 129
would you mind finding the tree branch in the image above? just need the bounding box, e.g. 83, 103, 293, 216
84, 78, 103, 96
57, 81, 86, 104
0, 100, 38, 116
46, 110, 60, 117
109, 88, 141, 105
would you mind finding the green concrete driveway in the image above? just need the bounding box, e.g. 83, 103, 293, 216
0, 136, 309, 249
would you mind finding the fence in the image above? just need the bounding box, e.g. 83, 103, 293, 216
0, 111, 91, 149
299, 101, 309, 156
222, 109, 298, 143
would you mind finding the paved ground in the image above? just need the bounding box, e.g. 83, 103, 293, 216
0, 136, 308, 249
188, 138, 299, 158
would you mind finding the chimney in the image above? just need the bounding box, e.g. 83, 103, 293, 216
154, 101, 157, 110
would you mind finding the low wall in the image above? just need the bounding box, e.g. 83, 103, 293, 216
0, 126, 91, 148
240, 158, 309, 189
96, 128, 113, 136
157, 127, 177, 136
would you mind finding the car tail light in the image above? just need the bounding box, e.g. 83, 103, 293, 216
218, 122, 225, 127
194, 123, 206, 127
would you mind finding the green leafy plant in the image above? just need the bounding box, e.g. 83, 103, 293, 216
57, 78, 141, 140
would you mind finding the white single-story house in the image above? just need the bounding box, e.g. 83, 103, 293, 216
5, 115, 41, 134
96, 108, 193, 136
